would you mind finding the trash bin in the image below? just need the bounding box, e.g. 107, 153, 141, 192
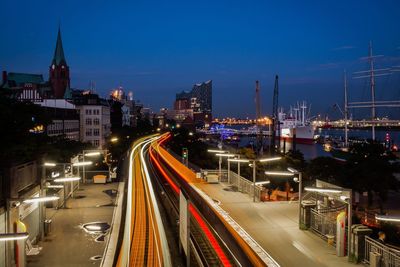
44, 219, 52, 236
369, 251, 381, 267
326, 234, 335, 246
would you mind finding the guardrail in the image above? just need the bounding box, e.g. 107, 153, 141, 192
364, 235, 400, 267
200, 169, 263, 202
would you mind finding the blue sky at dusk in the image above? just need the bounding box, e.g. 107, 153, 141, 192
1, 0, 400, 118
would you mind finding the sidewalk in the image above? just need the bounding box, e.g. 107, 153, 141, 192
195, 182, 357, 267
27, 183, 119, 267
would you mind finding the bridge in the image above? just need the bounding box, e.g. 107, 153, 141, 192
197, 128, 272, 136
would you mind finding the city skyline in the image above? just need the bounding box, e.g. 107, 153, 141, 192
1, 0, 400, 118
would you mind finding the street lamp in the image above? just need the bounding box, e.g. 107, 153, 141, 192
265, 169, 303, 226
375, 215, 400, 223
227, 156, 282, 202
110, 137, 118, 143
207, 150, 228, 181
72, 161, 92, 167
85, 152, 101, 157
215, 153, 236, 183
287, 167, 303, 228
0, 233, 29, 242
72, 161, 92, 184
22, 196, 60, 204
228, 158, 248, 191
42, 161, 73, 239
54, 177, 81, 208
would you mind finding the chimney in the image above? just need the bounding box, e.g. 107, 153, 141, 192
2, 71, 7, 84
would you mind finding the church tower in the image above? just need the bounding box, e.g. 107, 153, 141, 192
49, 27, 70, 98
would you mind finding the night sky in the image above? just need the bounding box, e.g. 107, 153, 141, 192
1, 0, 400, 118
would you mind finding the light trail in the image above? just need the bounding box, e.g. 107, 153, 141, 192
115, 135, 171, 267
149, 133, 276, 267
149, 134, 233, 267
189, 204, 232, 267
140, 138, 172, 266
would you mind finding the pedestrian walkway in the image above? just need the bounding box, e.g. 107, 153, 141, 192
195, 182, 357, 267
27, 183, 119, 267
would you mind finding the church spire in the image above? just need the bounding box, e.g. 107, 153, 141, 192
52, 26, 66, 66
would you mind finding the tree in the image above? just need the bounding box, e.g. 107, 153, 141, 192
306, 157, 344, 185
345, 142, 399, 211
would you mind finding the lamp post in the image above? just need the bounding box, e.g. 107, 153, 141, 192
54, 177, 81, 208
7, 196, 60, 233
42, 162, 72, 239
375, 214, 400, 223
228, 157, 281, 202
81, 149, 107, 183
228, 158, 250, 192
72, 161, 92, 184
265, 169, 302, 227
215, 153, 235, 182
0, 233, 29, 242
288, 167, 303, 227
207, 149, 228, 182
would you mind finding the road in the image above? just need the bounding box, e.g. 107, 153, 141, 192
116, 135, 171, 267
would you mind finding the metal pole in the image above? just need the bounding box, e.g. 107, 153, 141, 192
237, 162, 241, 192
63, 164, 67, 208
344, 71, 349, 147
369, 42, 376, 141
347, 189, 352, 259
187, 199, 191, 267
40, 165, 45, 240
298, 172, 302, 229
71, 181, 74, 198
83, 153, 86, 184
253, 160, 256, 202
218, 156, 222, 182
77, 164, 80, 190
227, 159, 230, 184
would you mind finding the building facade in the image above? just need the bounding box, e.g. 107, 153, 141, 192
173, 80, 212, 127
74, 94, 111, 148
38, 99, 80, 141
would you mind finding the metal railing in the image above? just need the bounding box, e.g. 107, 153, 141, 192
200, 169, 263, 202
364, 235, 400, 267
310, 209, 338, 244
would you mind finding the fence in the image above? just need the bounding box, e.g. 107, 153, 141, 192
201, 169, 263, 202
364, 236, 400, 267
309, 203, 347, 245
310, 209, 338, 244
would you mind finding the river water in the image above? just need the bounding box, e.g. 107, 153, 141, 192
224, 125, 400, 160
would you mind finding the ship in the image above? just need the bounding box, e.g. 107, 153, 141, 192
277, 101, 315, 144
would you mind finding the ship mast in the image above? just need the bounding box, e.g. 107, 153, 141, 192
352, 42, 394, 141
368, 41, 376, 141
344, 70, 348, 147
